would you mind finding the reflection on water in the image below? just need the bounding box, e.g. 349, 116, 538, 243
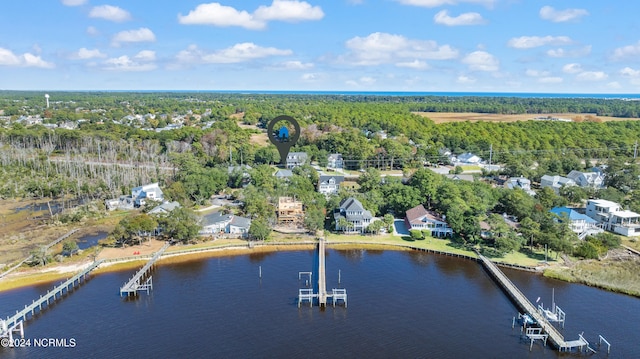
0, 249, 638, 358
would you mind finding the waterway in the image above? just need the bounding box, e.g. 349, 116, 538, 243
0, 249, 638, 358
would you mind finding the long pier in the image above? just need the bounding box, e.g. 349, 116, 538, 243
317, 238, 327, 306
298, 238, 347, 308
476, 252, 591, 352
0, 259, 103, 341
120, 242, 169, 296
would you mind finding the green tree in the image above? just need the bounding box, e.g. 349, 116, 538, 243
158, 207, 200, 244
248, 218, 271, 241
304, 205, 325, 233
409, 229, 424, 240
62, 240, 79, 255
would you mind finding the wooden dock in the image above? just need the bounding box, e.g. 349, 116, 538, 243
476, 252, 591, 352
120, 242, 169, 296
298, 238, 346, 308
317, 238, 327, 306
1, 259, 103, 341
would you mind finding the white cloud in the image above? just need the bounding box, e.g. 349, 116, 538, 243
111, 28, 156, 47
177, 43, 292, 64
434, 10, 485, 26
86, 26, 100, 36
546, 46, 591, 58
539, 6, 588, 23
103, 55, 156, 72
620, 67, 640, 78
61, 0, 87, 6
462, 51, 499, 72
134, 50, 156, 61
396, 60, 429, 70
89, 5, 132, 22
343, 32, 458, 66
396, 0, 495, 7
346, 76, 377, 86
178, 3, 264, 30
606, 81, 622, 89
562, 63, 582, 74
456, 75, 476, 84
277, 60, 314, 69
254, 0, 324, 22
538, 77, 563, 84
611, 41, 640, 61
178, 1, 324, 30
301, 73, 321, 81
72, 48, 107, 60
0, 48, 54, 68
0, 48, 21, 66
576, 71, 608, 81
525, 69, 550, 77
507, 35, 572, 49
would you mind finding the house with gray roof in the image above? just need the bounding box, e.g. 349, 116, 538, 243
200, 212, 251, 238
148, 201, 181, 215
274, 169, 293, 180
286, 152, 308, 169
327, 153, 344, 169
318, 175, 344, 197
405, 204, 452, 237
334, 197, 373, 233
566, 170, 605, 189
505, 176, 536, 196
540, 175, 575, 194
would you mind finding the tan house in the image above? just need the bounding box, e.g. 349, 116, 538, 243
277, 197, 304, 226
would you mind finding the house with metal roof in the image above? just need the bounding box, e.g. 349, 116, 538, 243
550, 207, 602, 239
200, 212, 251, 238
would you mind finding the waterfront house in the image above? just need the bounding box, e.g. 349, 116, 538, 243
132, 183, 164, 207
586, 199, 640, 237
277, 197, 304, 226
334, 197, 373, 233
550, 207, 602, 239
318, 175, 344, 197
286, 152, 308, 169
404, 204, 453, 238
200, 212, 251, 237
540, 175, 576, 194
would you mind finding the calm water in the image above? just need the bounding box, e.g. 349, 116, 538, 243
1, 249, 638, 359
75, 232, 108, 250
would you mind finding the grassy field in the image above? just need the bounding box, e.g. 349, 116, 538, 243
544, 255, 640, 297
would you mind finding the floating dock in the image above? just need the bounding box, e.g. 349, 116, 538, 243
476, 252, 592, 352
1, 259, 103, 342
120, 242, 169, 296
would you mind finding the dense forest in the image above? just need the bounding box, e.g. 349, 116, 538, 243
1, 92, 638, 257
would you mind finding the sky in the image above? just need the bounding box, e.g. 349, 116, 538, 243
1, 0, 640, 93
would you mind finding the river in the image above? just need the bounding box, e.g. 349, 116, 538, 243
0, 249, 638, 358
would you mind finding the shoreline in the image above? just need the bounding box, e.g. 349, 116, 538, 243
1, 237, 638, 298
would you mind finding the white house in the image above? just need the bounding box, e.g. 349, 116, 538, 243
327, 153, 344, 169
586, 199, 640, 237
540, 175, 576, 194
404, 204, 453, 237
318, 175, 344, 197
132, 183, 164, 207
200, 212, 251, 237
505, 176, 536, 196
550, 207, 602, 238
286, 152, 308, 169
566, 170, 606, 189
334, 197, 372, 233
456, 152, 482, 164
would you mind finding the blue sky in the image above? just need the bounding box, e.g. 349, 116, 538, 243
1, 0, 640, 93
